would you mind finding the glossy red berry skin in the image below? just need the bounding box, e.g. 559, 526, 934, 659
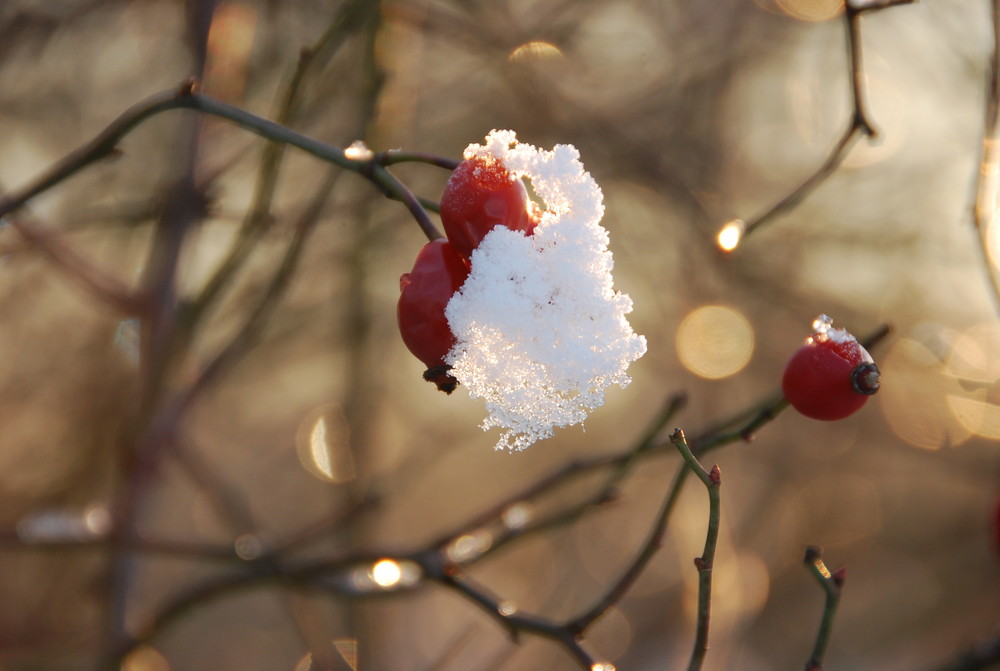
440, 156, 535, 260
398, 240, 469, 392
781, 329, 879, 421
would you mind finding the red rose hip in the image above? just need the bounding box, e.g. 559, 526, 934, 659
781, 315, 880, 421
397, 239, 470, 393
440, 155, 535, 260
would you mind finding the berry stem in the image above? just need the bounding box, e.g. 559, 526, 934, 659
369, 164, 444, 241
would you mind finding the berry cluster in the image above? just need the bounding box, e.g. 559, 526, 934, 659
397, 155, 538, 392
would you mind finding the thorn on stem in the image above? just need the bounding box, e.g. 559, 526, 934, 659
832, 567, 847, 587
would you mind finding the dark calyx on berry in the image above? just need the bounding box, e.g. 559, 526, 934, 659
424, 365, 459, 394
851, 362, 881, 395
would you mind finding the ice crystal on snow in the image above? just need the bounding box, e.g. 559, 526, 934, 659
445, 130, 647, 451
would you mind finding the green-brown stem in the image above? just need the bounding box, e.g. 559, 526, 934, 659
803, 546, 845, 671
671, 429, 722, 671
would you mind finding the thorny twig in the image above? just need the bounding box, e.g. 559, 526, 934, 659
670, 430, 722, 671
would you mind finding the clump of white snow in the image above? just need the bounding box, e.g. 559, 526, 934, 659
445, 130, 647, 451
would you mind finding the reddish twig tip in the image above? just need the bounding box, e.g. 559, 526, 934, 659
708, 464, 722, 485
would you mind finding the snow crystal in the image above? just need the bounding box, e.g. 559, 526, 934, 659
811, 314, 854, 345
445, 130, 647, 451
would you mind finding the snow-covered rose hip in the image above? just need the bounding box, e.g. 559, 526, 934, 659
397, 239, 469, 393
440, 155, 536, 260
444, 130, 647, 451
781, 315, 880, 421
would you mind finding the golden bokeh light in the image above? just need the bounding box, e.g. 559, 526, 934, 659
676, 305, 755, 379
204, 3, 257, 101
716, 219, 745, 252
679, 542, 771, 631
352, 558, 422, 592
371, 559, 403, 588
945, 323, 1000, 440
880, 335, 972, 450
121, 646, 171, 671
586, 605, 632, 663
295, 405, 356, 484
715, 551, 770, 624
774, 0, 843, 22
508, 40, 564, 63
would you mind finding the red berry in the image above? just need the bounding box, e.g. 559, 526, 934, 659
440, 155, 535, 260
781, 316, 880, 421
397, 240, 470, 393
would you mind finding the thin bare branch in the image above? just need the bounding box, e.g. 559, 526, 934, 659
722, 0, 914, 247
803, 546, 846, 671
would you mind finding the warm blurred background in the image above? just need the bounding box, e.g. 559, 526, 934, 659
0, 0, 997, 670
